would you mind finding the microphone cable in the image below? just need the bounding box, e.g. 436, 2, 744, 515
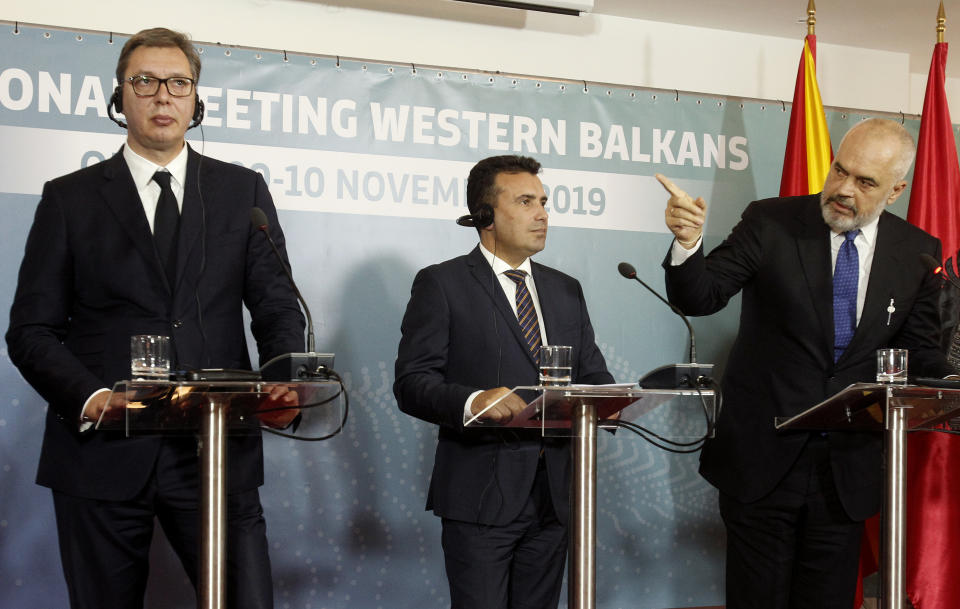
601, 377, 721, 453
192, 122, 209, 368
474, 234, 505, 527
257, 366, 350, 441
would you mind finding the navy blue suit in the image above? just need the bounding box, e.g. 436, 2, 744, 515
394, 246, 612, 608
6, 146, 305, 608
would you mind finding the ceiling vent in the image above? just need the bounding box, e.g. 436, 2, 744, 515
452, 0, 594, 16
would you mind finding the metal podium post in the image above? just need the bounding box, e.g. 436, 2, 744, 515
569, 400, 598, 609
881, 390, 908, 609
198, 396, 227, 609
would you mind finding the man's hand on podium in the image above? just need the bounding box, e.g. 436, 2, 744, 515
80, 389, 127, 427
471, 387, 527, 424
257, 385, 301, 429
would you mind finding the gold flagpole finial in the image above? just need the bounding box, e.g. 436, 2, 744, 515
807, 0, 817, 36
937, 1, 946, 43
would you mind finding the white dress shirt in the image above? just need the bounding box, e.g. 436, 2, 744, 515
829, 217, 879, 325
122, 142, 188, 231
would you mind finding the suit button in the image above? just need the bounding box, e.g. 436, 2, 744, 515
172, 320, 183, 329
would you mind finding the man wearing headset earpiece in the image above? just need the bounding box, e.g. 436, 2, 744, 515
6, 27, 305, 609
394, 155, 614, 609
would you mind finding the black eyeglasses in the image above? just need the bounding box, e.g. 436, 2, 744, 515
126, 75, 196, 97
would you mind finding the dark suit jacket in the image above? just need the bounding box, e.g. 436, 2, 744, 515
6, 146, 305, 501
394, 246, 614, 526
663, 194, 954, 520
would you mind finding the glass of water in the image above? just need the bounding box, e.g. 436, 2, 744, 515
539, 345, 572, 387
130, 335, 171, 380
876, 348, 908, 384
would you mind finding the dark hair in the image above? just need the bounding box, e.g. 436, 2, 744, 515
115, 27, 202, 83
466, 155, 542, 216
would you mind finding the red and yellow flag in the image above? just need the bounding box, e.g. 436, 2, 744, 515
780, 34, 832, 197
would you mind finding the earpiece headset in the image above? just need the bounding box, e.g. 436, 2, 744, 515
455, 203, 494, 229
108, 84, 205, 130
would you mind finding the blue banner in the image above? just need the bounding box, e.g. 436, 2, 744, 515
0, 24, 917, 608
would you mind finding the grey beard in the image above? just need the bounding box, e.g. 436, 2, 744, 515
821, 198, 884, 232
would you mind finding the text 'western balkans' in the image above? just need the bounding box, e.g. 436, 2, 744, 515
0, 69, 748, 170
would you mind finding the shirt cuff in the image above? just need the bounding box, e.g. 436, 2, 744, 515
463, 390, 483, 425
669, 235, 703, 266
79, 387, 111, 432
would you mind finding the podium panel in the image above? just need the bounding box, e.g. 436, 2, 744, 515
465, 384, 715, 439
775, 382, 960, 432
96, 379, 344, 435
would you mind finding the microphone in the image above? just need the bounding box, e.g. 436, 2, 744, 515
619, 262, 696, 361
921, 253, 960, 291
618, 261, 713, 389
251, 207, 333, 380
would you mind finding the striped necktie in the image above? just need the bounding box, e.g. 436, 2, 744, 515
833, 229, 860, 362
504, 269, 542, 364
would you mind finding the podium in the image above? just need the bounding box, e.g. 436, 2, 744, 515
776, 382, 960, 609
96, 379, 343, 609
466, 384, 715, 609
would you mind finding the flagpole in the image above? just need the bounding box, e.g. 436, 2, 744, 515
808, 0, 816, 35
939, 0, 960, 372
938, 0, 945, 44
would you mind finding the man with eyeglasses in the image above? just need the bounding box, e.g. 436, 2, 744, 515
6, 27, 305, 609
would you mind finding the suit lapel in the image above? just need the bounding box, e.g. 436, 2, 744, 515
794, 196, 833, 356
531, 262, 561, 345
173, 146, 205, 294
100, 148, 168, 285
466, 247, 539, 368
844, 213, 902, 359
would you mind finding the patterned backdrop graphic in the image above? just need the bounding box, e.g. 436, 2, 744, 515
0, 23, 921, 609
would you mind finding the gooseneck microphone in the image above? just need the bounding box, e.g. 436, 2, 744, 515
618, 261, 713, 388
251, 207, 315, 352
618, 261, 696, 363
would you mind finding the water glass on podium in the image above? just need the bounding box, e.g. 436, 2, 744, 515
130, 335, 171, 380
876, 348, 908, 384
540, 345, 572, 386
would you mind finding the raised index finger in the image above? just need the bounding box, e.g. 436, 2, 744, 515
654, 173, 685, 198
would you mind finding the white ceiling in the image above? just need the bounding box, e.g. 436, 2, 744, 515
594, 0, 960, 77
310, 0, 960, 78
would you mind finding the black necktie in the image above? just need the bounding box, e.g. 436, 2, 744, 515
152, 170, 179, 286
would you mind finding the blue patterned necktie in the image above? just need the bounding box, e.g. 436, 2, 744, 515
504, 269, 542, 365
833, 230, 860, 362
